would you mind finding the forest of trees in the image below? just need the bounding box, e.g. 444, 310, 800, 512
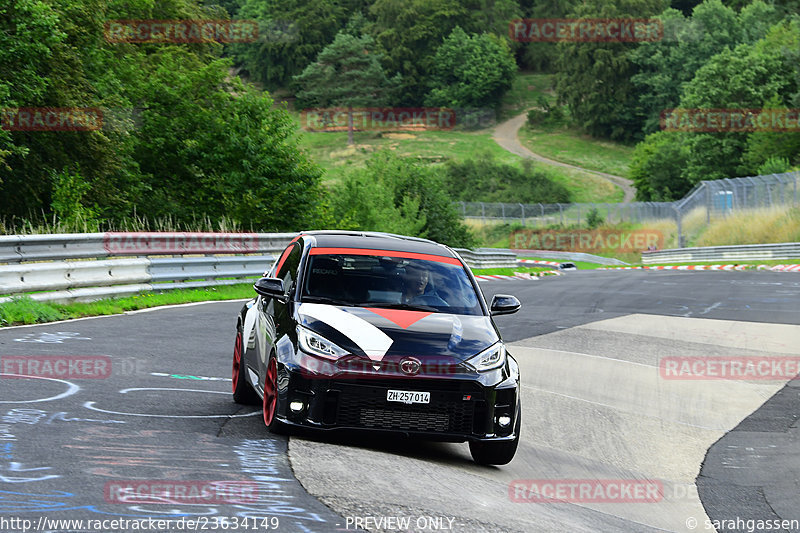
1, 0, 799, 244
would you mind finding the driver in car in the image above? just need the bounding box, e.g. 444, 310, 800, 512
401, 265, 447, 306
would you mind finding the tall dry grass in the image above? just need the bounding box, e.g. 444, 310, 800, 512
0, 214, 248, 235
694, 206, 800, 246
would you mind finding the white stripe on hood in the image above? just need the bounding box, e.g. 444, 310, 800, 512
299, 303, 393, 361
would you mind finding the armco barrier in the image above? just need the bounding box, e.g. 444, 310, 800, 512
0, 232, 291, 304
0, 232, 297, 263
0, 233, 521, 304
0, 259, 150, 294
453, 248, 517, 268
495, 248, 628, 266
148, 256, 273, 282
642, 242, 800, 264
0, 255, 275, 304
0, 233, 107, 263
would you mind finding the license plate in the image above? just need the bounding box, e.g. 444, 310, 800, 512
387, 390, 430, 405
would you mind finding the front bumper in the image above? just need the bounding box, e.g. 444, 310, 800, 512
273, 356, 520, 443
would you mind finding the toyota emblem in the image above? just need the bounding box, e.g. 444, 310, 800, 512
399, 357, 422, 375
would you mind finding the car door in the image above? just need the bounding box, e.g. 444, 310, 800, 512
256, 241, 303, 382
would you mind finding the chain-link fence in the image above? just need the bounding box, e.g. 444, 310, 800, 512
456, 201, 676, 226
456, 171, 800, 247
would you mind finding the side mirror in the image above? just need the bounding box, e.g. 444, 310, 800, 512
254, 277, 285, 299
490, 294, 521, 316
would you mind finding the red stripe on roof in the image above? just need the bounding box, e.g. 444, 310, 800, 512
309, 247, 461, 265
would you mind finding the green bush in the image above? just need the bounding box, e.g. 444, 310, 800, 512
527, 95, 567, 129
757, 156, 792, 175
442, 153, 570, 204
330, 151, 476, 248
586, 208, 604, 229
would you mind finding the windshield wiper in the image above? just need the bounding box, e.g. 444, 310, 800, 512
301, 295, 354, 307
359, 302, 438, 312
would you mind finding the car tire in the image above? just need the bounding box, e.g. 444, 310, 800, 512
232, 323, 259, 405
262, 354, 287, 434
469, 404, 521, 466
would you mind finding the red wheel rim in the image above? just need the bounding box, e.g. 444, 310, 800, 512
263, 357, 278, 426
232, 330, 243, 393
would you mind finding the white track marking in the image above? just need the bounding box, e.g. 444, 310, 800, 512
83, 401, 260, 419
125, 299, 250, 315
0, 374, 80, 404
83, 387, 260, 418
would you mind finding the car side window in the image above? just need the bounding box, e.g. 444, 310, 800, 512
275, 243, 302, 296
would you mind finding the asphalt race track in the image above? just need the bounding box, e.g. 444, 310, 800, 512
0, 270, 798, 533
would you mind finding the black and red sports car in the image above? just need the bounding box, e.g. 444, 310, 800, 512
231, 231, 522, 465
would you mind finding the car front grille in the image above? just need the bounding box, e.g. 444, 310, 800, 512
331, 380, 483, 434
359, 408, 450, 431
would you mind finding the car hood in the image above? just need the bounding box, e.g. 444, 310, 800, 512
296, 303, 499, 362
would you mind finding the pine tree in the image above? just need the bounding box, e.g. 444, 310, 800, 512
294, 32, 400, 145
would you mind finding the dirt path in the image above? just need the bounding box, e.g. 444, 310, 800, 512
493, 111, 636, 203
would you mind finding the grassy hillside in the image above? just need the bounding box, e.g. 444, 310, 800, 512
290, 71, 633, 203
517, 127, 634, 178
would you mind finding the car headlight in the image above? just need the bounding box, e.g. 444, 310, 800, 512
465, 342, 506, 372
297, 326, 348, 360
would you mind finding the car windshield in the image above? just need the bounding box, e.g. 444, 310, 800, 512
301, 253, 483, 316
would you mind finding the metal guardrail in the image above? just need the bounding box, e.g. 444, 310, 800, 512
0, 233, 108, 263
484, 248, 628, 266
0, 232, 296, 263
0, 259, 150, 294
0, 255, 277, 304
0, 232, 291, 303
0, 234, 522, 303
642, 242, 800, 264
148, 256, 274, 282
452, 248, 517, 268
4, 232, 796, 303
